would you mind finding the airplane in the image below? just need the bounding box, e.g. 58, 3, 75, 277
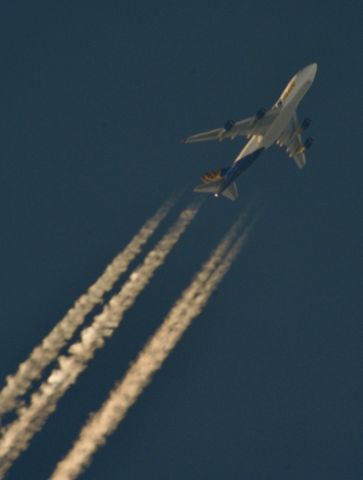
182, 63, 317, 201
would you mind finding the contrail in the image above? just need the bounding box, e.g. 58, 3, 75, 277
0, 204, 199, 479
0, 200, 175, 418
50, 221, 248, 480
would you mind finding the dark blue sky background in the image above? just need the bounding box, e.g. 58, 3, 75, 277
0, 1, 362, 479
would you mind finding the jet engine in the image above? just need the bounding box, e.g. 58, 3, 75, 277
224, 120, 236, 131
301, 117, 311, 130
304, 137, 314, 149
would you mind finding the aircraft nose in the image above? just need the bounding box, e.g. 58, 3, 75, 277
306, 63, 318, 80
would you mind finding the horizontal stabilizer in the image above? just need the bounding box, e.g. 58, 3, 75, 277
194, 181, 222, 194
222, 182, 238, 201
193, 180, 238, 201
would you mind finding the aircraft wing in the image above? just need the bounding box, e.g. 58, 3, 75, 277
279, 113, 306, 168
182, 109, 278, 144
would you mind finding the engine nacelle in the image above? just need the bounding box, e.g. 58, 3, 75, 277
301, 117, 311, 130
224, 120, 236, 131
304, 137, 314, 150
255, 108, 267, 120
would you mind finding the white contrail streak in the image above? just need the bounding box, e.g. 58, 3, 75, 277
0, 204, 199, 479
50, 223, 248, 480
0, 200, 174, 418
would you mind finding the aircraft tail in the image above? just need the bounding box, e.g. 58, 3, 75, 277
221, 182, 238, 201
194, 180, 238, 201
193, 167, 238, 201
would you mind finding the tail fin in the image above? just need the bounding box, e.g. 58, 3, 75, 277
193, 167, 238, 201
193, 181, 238, 201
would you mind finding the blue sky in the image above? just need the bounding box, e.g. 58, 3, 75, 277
0, 1, 362, 479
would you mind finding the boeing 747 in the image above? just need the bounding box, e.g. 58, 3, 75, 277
182, 63, 317, 200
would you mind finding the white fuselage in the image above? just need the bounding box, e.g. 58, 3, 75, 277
233, 63, 317, 163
